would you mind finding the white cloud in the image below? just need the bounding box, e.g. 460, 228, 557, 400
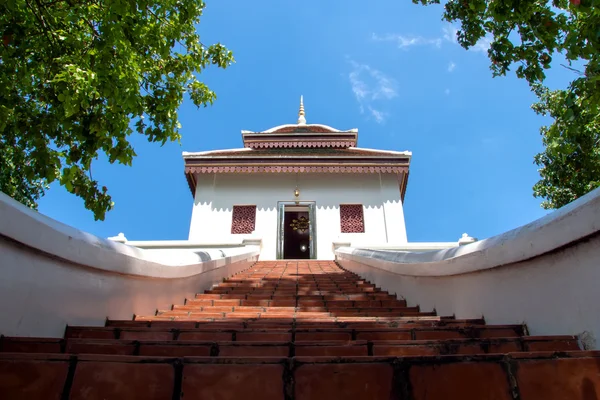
471, 36, 492, 53
448, 61, 456, 72
372, 33, 441, 49
443, 23, 491, 52
368, 106, 386, 124
373, 23, 492, 55
347, 60, 397, 124
442, 24, 458, 44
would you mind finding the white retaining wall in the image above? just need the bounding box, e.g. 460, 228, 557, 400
0, 193, 259, 338
336, 187, 600, 349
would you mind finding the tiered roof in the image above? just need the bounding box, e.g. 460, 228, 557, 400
183, 97, 411, 199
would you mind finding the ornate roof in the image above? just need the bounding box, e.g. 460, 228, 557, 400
241, 97, 358, 149
182, 97, 412, 200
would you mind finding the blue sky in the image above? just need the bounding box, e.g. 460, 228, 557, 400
38, 0, 577, 243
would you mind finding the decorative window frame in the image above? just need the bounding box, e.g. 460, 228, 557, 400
231, 205, 257, 234
339, 204, 365, 233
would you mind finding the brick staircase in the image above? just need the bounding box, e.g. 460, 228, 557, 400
1, 260, 599, 399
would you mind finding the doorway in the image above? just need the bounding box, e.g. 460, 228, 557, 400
277, 202, 316, 259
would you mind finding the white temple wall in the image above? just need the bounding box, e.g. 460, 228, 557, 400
188, 173, 407, 259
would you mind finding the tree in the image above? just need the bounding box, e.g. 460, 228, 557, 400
0, 0, 233, 220
532, 82, 599, 209
413, 0, 600, 209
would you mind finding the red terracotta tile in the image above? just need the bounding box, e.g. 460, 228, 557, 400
246, 323, 292, 330
269, 300, 296, 307
410, 362, 512, 400
454, 343, 484, 355
70, 361, 174, 400
236, 332, 291, 342
65, 328, 116, 340
139, 344, 211, 357
526, 339, 580, 352
181, 364, 284, 400
185, 300, 213, 306
414, 330, 466, 340
478, 328, 520, 338
356, 331, 412, 341
106, 320, 150, 328
120, 330, 173, 341
234, 306, 266, 312
516, 357, 600, 400
0, 358, 69, 399
488, 341, 522, 354
202, 306, 235, 312
188, 312, 226, 319
373, 345, 439, 356
197, 323, 244, 330
241, 300, 271, 306
247, 295, 272, 300
195, 294, 222, 299
296, 323, 341, 330
264, 307, 296, 313
179, 332, 232, 341
337, 317, 378, 322
213, 299, 242, 306
326, 300, 354, 308
259, 314, 295, 320
295, 345, 368, 356
66, 341, 136, 355
225, 312, 261, 319
158, 310, 190, 316
220, 294, 248, 300
297, 300, 325, 307
1, 338, 62, 354
295, 363, 393, 400
218, 345, 289, 357
296, 332, 352, 341
149, 321, 197, 329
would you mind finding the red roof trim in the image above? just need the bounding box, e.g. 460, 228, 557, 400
242, 132, 358, 149
245, 141, 355, 149
186, 166, 408, 174
268, 126, 339, 134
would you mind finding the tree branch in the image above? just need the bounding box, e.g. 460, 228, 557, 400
560, 64, 585, 76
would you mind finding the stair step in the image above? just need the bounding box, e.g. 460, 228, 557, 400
1, 260, 591, 399
64, 325, 526, 341
2, 351, 599, 399
1, 336, 580, 357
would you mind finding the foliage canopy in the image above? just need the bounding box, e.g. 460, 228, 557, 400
413, 0, 600, 209
1, 0, 233, 219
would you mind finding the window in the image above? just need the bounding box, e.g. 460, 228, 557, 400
231, 205, 257, 234
340, 204, 365, 233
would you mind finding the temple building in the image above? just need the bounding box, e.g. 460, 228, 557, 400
183, 97, 411, 260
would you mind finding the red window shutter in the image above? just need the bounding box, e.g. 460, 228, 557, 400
231, 205, 257, 234
340, 204, 365, 233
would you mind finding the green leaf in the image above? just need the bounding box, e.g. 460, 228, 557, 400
412, 0, 600, 210
0, 0, 233, 219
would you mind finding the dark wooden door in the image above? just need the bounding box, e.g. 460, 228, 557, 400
283, 211, 310, 259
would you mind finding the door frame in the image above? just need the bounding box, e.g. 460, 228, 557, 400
276, 201, 317, 260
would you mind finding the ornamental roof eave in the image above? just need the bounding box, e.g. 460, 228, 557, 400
241, 125, 359, 149
182, 146, 412, 201
241, 132, 358, 149
242, 124, 358, 134
182, 147, 412, 160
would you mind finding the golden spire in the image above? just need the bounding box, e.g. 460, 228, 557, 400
297, 95, 306, 125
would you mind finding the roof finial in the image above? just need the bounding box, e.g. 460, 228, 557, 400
297, 95, 306, 125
